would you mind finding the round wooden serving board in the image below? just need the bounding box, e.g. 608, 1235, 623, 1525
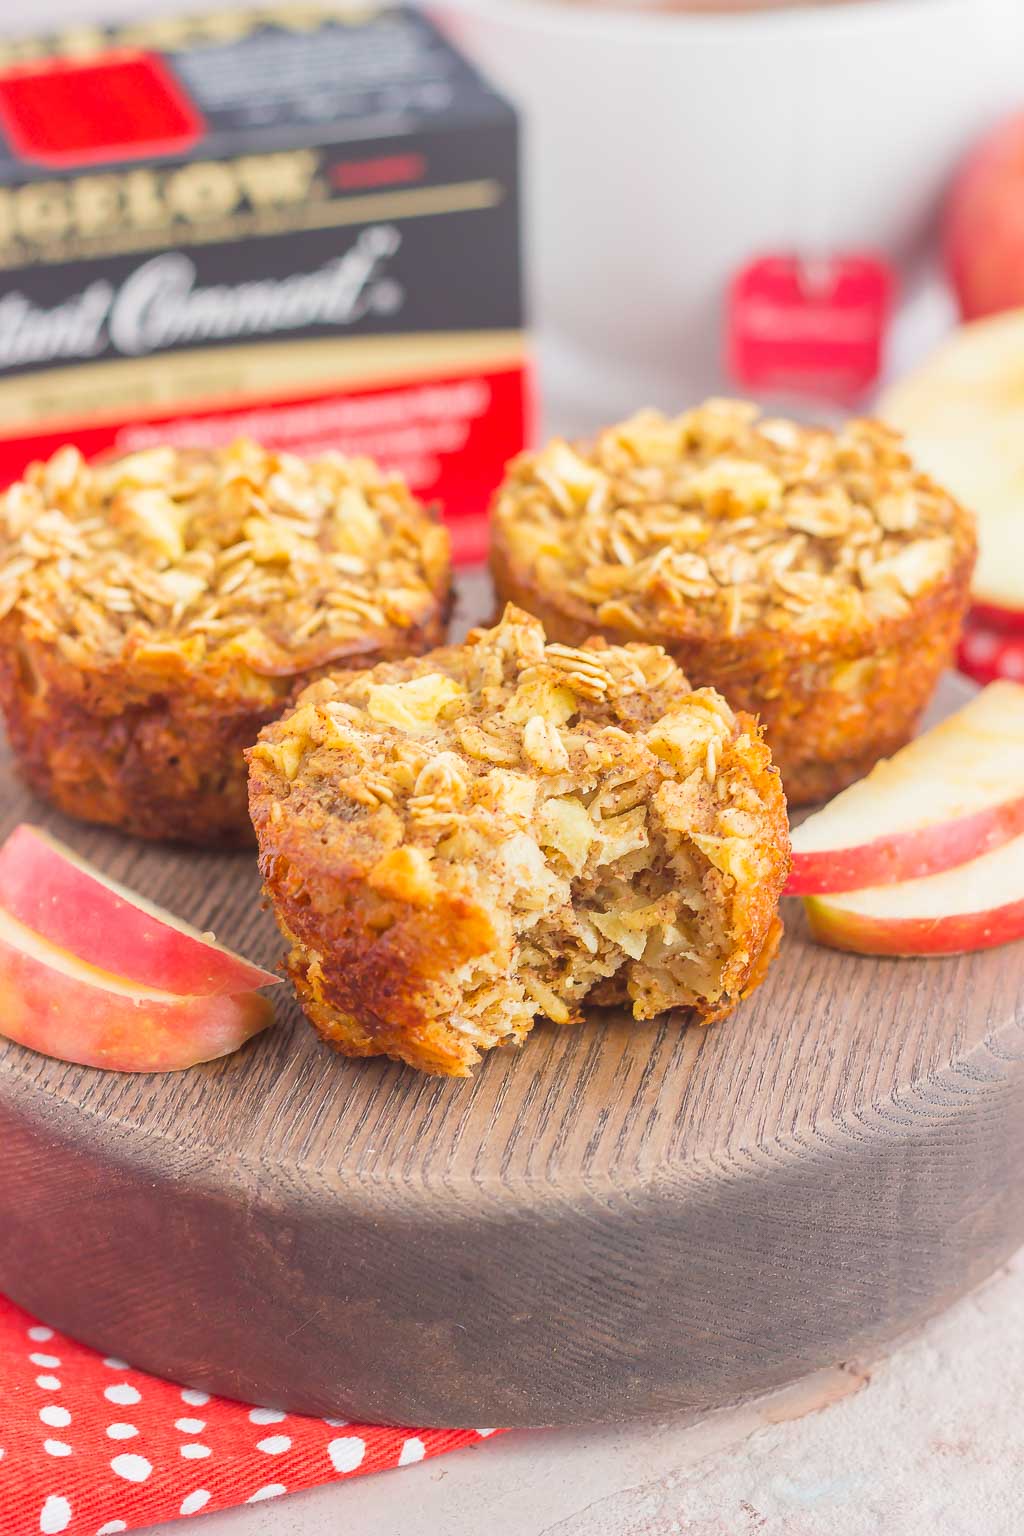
0, 576, 1021, 1427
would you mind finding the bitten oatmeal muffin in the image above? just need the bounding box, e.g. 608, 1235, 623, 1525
0, 440, 450, 844
490, 401, 977, 804
248, 605, 789, 1076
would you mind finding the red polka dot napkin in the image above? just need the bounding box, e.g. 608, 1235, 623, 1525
0, 1295, 500, 1534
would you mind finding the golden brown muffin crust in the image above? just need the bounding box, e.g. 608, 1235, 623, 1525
249, 605, 790, 1075
490, 402, 976, 804
0, 440, 451, 842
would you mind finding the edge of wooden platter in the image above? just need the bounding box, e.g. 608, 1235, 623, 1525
0, 601, 1021, 1426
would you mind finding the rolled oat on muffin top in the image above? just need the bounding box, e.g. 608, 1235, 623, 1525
490, 400, 977, 805
0, 439, 451, 844
248, 604, 789, 1077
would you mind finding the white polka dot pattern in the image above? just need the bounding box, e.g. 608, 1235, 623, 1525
179, 1443, 212, 1460
1, 1295, 502, 1532
110, 1454, 152, 1484
39, 1494, 71, 1533
256, 1434, 292, 1456
247, 1484, 287, 1503
328, 1436, 367, 1474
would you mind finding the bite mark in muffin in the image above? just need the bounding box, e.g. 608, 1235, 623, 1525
248, 605, 790, 1076
490, 401, 977, 804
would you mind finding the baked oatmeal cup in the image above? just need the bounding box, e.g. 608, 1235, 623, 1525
0, 440, 451, 844
490, 401, 977, 804
248, 604, 789, 1076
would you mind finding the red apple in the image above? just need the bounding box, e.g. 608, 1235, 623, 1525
947, 113, 1024, 321
880, 308, 1024, 622
0, 905, 273, 1072
0, 825, 278, 997
787, 681, 1024, 894
804, 831, 1024, 957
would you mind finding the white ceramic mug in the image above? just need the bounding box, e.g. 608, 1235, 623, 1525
437, 0, 1024, 431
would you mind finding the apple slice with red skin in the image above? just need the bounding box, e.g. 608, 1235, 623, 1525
0, 904, 273, 1072
804, 831, 1024, 958
0, 824, 278, 997
787, 682, 1024, 895
880, 308, 1024, 622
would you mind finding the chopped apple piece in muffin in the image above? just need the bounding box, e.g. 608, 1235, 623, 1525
248, 606, 790, 1076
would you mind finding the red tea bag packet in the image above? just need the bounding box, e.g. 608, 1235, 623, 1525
727, 254, 894, 403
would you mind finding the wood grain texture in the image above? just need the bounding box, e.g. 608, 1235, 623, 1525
0, 572, 1021, 1427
